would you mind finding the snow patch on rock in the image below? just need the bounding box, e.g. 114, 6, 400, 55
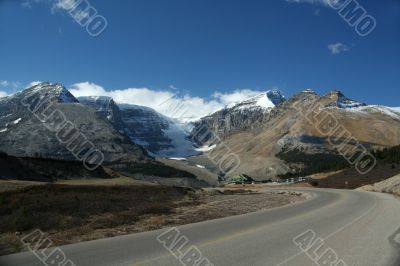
195, 144, 217, 152
11, 118, 22, 125
233, 90, 285, 112
168, 157, 187, 161
158, 121, 199, 157
342, 105, 400, 120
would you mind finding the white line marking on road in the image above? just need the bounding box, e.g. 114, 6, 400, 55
276, 193, 378, 266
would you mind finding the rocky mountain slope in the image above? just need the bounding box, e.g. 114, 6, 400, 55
191, 89, 400, 179
0, 83, 149, 164
76, 96, 125, 130
77, 96, 198, 157
2, 83, 399, 182
191, 89, 285, 140
0, 83, 204, 184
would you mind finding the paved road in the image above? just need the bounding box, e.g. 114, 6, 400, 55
1, 189, 400, 266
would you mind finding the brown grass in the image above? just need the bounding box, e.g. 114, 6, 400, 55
0, 184, 200, 255
0, 184, 198, 234
0, 185, 305, 256
310, 164, 400, 189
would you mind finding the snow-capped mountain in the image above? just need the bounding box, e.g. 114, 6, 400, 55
2, 82, 400, 181
0, 82, 78, 134
226, 89, 285, 112
191, 88, 400, 179
0, 83, 148, 163
0, 82, 78, 105
320, 90, 400, 120
191, 89, 286, 142
325, 90, 366, 108
70, 89, 285, 157
118, 104, 197, 157
77, 96, 198, 157
338, 105, 400, 120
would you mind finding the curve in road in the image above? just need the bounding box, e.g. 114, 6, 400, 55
1, 188, 399, 266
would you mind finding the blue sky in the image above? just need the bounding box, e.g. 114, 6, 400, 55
0, 0, 399, 114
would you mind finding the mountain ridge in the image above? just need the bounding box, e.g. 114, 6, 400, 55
2, 82, 400, 181
77, 96, 198, 157
190, 88, 400, 179
0, 82, 150, 164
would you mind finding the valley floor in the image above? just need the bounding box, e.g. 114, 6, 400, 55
0, 179, 305, 256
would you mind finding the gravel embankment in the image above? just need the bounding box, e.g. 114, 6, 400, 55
356, 174, 400, 196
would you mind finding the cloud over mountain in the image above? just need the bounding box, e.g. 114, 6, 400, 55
69, 82, 271, 121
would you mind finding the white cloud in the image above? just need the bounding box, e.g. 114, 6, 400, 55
51, 0, 90, 22
21, 0, 77, 11
26, 81, 42, 88
212, 89, 265, 105
52, 0, 79, 11
0, 81, 9, 87
328, 42, 350, 54
0, 80, 21, 89
0, 91, 8, 98
285, 0, 332, 6
21, 0, 80, 16
70, 82, 175, 109
21, 0, 46, 9
69, 82, 273, 121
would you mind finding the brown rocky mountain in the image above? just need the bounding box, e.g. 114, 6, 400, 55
191, 89, 400, 179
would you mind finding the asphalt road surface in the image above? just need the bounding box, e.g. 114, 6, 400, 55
1, 188, 400, 266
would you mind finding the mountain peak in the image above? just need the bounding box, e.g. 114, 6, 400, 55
290, 89, 320, 104
326, 89, 344, 97
301, 88, 317, 94
77, 95, 115, 106
266, 89, 285, 105
324, 90, 366, 108
228, 89, 285, 111
25, 82, 79, 104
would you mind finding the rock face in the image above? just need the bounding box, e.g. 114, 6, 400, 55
77, 96, 125, 130
191, 89, 286, 141
0, 83, 149, 164
324, 90, 366, 108
190, 89, 400, 179
119, 104, 172, 153
77, 97, 197, 157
